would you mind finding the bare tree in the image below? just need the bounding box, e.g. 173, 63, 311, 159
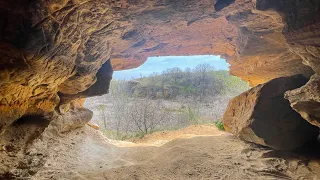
97, 104, 107, 129
87, 63, 249, 140
130, 99, 166, 134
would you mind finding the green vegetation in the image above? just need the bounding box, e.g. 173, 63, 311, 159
109, 64, 249, 101
215, 120, 225, 131
101, 129, 146, 141
91, 64, 248, 140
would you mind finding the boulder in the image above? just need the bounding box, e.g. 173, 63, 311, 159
223, 75, 319, 150
285, 74, 320, 128
51, 108, 93, 133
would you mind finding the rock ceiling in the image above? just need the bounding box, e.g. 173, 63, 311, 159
0, 0, 319, 134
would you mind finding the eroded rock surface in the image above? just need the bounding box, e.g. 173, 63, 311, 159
223, 75, 319, 150
0, 0, 319, 133
0, 0, 320, 178
0, 0, 318, 143
0, 0, 117, 133
2, 124, 319, 179
285, 74, 320, 128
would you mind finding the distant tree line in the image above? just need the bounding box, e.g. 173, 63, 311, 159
110, 64, 249, 102
92, 64, 249, 140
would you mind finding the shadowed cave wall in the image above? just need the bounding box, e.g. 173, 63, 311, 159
0, 0, 320, 177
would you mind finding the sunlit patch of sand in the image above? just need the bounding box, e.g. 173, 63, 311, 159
109, 124, 225, 147
32, 125, 320, 180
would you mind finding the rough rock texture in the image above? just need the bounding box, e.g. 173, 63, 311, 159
109, 0, 318, 86
285, 74, 320, 128
0, 0, 319, 133
0, 0, 318, 145
0, 0, 320, 177
52, 108, 93, 133
0, 0, 116, 134
223, 75, 319, 150
2, 124, 320, 179
0, 116, 102, 178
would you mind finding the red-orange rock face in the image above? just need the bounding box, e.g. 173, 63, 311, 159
0, 0, 320, 178
110, 0, 317, 86
0, 0, 319, 133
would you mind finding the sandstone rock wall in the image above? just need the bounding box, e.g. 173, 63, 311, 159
0, 0, 320, 178
0, 0, 319, 147
223, 75, 319, 150
0, 0, 118, 133
285, 74, 320, 128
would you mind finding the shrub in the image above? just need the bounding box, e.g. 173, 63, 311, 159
185, 105, 201, 125
215, 120, 225, 131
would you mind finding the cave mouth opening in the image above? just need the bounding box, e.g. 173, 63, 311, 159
85, 55, 249, 142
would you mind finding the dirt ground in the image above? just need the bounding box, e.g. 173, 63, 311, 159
32, 125, 320, 180
111, 124, 225, 147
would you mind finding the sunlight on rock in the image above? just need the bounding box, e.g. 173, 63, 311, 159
0, 0, 320, 179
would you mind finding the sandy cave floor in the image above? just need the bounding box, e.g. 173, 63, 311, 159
32, 125, 320, 180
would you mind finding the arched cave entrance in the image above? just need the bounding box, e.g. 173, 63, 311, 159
0, 0, 320, 179
84, 55, 249, 140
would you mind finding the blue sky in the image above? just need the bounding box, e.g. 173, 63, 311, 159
113, 55, 230, 80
